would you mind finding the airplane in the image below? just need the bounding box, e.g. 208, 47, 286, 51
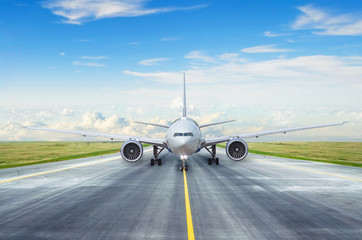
27, 73, 348, 171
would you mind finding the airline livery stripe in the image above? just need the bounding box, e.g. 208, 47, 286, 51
253, 158, 362, 182
183, 169, 195, 240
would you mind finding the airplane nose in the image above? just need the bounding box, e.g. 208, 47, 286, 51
173, 138, 195, 155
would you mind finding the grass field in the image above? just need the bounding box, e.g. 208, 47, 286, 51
0, 142, 122, 169
218, 142, 362, 167
1, 142, 361, 169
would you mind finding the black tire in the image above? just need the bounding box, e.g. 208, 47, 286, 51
216, 158, 219, 165
208, 158, 212, 165
151, 159, 154, 166
180, 165, 183, 171
158, 158, 162, 166
185, 165, 188, 171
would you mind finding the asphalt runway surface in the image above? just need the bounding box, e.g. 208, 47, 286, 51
1, 147, 362, 239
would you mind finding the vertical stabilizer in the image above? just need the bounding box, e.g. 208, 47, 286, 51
183, 72, 187, 117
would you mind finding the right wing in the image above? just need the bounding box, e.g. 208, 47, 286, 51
202, 121, 348, 147
26, 127, 167, 148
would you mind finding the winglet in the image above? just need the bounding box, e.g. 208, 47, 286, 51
183, 72, 187, 118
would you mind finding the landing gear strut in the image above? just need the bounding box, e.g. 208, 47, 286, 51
150, 146, 164, 166
179, 159, 188, 171
205, 145, 219, 165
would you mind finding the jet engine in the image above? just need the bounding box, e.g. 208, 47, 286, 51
226, 138, 248, 161
120, 140, 143, 162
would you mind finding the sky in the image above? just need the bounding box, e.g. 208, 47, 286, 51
1, 0, 362, 141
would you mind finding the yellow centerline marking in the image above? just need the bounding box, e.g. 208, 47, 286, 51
253, 158, 362, 182
183, 169, 195, 240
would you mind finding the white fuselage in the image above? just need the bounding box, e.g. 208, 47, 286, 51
166, 117, 202, 156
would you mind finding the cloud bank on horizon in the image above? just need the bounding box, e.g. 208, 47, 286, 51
1, 0, 361, 141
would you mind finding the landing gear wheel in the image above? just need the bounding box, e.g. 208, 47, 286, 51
206, 145, 220, 166
184, 164, 188, 171
180, 165, 184, 171
150, 146, 165, 167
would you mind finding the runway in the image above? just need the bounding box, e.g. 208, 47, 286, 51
1, 148, 362, 239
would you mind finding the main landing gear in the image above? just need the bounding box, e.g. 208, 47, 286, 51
205, 145, 219, 165
150, 146, 164, 166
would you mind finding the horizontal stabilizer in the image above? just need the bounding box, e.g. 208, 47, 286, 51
134, 121, 170, 128
199, 120, 235, 128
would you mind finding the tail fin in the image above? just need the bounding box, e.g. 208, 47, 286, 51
183, 72, 187, 118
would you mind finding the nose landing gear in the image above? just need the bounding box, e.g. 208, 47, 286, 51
180, 161, 188, 171
179, 156, 188, 171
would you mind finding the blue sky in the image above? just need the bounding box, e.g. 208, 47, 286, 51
1, 0, 361, 141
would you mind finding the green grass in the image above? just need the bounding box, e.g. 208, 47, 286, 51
218, 142, 362, 167
0, 142, 124, 169
2, 142, 361, 169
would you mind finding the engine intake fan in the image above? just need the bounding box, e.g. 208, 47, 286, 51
226, 138, 248, 161
120, 140, 143, 162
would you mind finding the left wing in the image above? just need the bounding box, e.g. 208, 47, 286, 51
202, 121, 348, 147
26, 127, 167, 148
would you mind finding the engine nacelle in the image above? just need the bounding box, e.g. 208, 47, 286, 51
226, 138, 248, 161
120, 140, 143, 162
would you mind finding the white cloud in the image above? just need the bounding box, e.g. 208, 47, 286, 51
37, 110, 54, 119
81, 56, 108, 59
73, 61, 106, 67
241, 44, 293, 53
61, 108, 74, 116
184, 50, 215, 63
128, 41, 140, 45
170, 97, 183, 110
124, 70, 181, 83
161, 36, 182, 41
217, 53, 242, 61
138, 58, 171, 66
42, 0, 206, 24
1, 103, 361, 141
127, 54, 362, 85
264, 31, 279, 37
292, 5, 362, 36
272, 109, 296, 126
60, 52, 65, 55
263, 31, 290, 37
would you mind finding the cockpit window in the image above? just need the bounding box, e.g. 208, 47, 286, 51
173, 132, 193, 137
